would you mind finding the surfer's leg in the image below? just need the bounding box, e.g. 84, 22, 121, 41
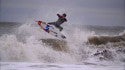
55, 25, 63, 31
59, 26, 63, 31
48, 22, 56, 25
48, 22, 63, 31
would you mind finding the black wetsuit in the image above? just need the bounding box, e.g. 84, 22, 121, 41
48, 14, 67, 31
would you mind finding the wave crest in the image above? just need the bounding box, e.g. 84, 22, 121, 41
88, 32, 125, 45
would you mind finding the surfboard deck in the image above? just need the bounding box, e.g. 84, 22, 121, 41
36, 21, 66, 39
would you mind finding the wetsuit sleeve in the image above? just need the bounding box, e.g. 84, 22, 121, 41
57, 14, 61, 18
65, 18, 67, 22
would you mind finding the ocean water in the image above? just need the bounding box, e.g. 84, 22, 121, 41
0, 22, 125, 70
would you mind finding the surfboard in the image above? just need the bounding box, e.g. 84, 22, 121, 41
36, 21, 66, 39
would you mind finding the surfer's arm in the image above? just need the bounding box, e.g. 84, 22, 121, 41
57, 14, 61, 18
65, 18, 67, 22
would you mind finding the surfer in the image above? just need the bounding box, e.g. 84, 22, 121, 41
48, 13, 67, 31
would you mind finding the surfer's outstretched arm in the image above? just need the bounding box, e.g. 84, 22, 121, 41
57, 14, 61, 18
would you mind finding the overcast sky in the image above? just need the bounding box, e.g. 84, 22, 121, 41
0, 0, 125, 26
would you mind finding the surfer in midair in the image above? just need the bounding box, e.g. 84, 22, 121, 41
36, 13, 67, 39
48, 13, 67, 31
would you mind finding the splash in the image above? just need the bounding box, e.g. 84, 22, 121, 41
0, 22, 125, 65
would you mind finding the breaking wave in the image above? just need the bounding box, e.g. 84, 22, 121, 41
0, 22, 125, 65
88, 31, 125, 45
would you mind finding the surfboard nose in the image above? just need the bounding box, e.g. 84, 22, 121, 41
37, 21, 42, 25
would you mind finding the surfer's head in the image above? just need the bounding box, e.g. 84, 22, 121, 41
63, 13, 66, 17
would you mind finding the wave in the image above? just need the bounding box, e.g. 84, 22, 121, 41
40, 38, 68, 51
0, 34, 75, 63
0, 23, 77, 63
88, 31, 125, 45
0, 22, 125, 64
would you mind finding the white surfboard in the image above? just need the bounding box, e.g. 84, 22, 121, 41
36, 21, 66, 39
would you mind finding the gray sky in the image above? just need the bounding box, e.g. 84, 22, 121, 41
0, 0, 125, 26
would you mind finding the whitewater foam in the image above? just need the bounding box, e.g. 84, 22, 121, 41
0, 22, 125, 66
